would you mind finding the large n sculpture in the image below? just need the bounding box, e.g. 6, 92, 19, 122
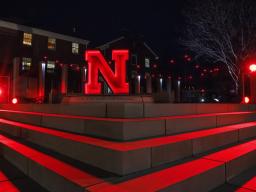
85, 50, 129, 94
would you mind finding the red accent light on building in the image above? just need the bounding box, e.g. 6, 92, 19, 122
170, 59, 175, 64
213, 67, 220, 72
0, 88, 2, 96
153, 64, 157, 68
12, 98, 18, 104
195, 64, 200, 69
249, 64, 256, 72
244, 96, 250, 104
85, 50, 129, 95
184, 54, 192, 62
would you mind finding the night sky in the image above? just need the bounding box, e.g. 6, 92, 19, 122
0, 1, 185, 61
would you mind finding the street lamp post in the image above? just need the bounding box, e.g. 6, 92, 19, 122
249, 64, 256, 103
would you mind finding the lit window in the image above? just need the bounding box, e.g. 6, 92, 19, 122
22, 57, 32, 71
72, 43, 79, 54
23, 33, 32, 46
145, 58, 150, 68
48, 38, 56, 50
47, 61, 55, 73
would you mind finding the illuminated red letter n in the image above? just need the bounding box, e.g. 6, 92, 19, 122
85, 50, 129, 94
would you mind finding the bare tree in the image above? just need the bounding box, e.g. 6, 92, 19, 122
182, 0, 256, 93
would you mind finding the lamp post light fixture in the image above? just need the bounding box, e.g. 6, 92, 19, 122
249, 64, 256, 73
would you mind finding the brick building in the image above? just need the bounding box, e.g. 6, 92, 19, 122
0, 19, 89, 103
0, 19, 163, 103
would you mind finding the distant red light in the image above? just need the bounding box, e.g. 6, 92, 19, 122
249, 64, 256, 72
195, 64, 200, 69
170, 59, 175, 64
214, 67, 220, 72
244, 97, 250, 104
12, 98, 18, 104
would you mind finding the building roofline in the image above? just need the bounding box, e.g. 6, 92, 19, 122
143, 42, 159, 60
96, 36, 159, 60
96, 36, 125, 50
0, 19, 90, 45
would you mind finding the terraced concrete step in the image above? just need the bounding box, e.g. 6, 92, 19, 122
213, 184, 254, 192
0, 118, 256, 175
0, 158, 48, 192
0, 134, 104, 192
88, 140, 256, 192
0, 103, 255, 118
228, 167, 256, 191
0, 110, 255, 141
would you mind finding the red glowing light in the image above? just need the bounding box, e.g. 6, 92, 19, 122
244, 97, 250, 104
12, 98, 18, 104
184, 54, 192, 62
85, 50, 129, 95
214, 67, 220, 72
170, 59, 175, 64
0, 88, 2, 96
249, 64, 256, 72
153, 64, 157, 68
195, 64, 200, 69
